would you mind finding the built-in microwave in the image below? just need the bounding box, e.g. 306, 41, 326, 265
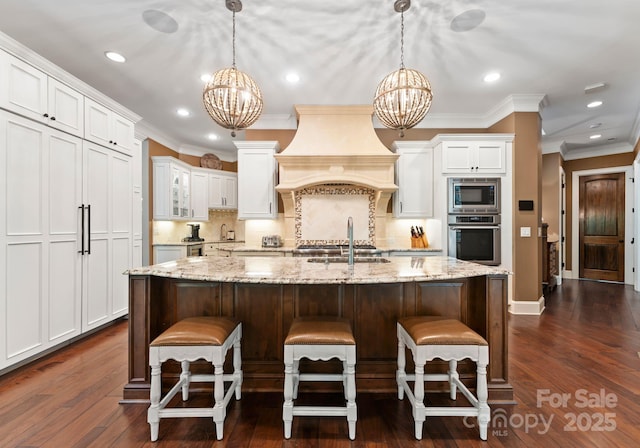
448, 177, 500, 214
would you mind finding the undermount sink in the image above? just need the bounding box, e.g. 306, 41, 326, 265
307, 256, 391, 264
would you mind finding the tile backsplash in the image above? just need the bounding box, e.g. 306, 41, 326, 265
153, 209, 442, 250
153, 210, 245, 243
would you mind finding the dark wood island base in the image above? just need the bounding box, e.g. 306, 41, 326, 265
123, 271, 513, 406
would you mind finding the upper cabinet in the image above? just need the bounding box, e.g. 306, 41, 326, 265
393, 141, 434, 218
208, 171, 237, 210
235, 141, 279, 219
0, 50, 84, 137
153, 156, 237, 221
85, 97, 135, 155
190, 168, 210, 221
439, 138, 507, 175
153, 157, 192, 221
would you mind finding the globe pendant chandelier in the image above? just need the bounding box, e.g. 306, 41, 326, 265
203, 0, 263, 137
373, 0, 433, 137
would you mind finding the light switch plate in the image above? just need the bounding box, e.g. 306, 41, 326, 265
520, 227, 531, 237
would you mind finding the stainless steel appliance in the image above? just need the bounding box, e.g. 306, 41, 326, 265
183, 224, 204, 256
448, 214, 501, 265
185, 244, 203, 257
448, 177, 500, 214
262, 235, 282, 247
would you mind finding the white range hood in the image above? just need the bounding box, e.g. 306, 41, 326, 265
274, 105, 398, 246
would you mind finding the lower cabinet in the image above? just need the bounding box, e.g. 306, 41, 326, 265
153, 245, 187, 264
0, 112, 133, 371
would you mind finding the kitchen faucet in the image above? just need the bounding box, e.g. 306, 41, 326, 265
347, 216, 354, 267
220, 223, 227, 241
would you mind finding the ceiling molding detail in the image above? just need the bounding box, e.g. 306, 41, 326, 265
561, 142, 633, 161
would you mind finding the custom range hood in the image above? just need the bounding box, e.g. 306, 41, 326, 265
275, 105, 399, 247
275, 105, 398, 192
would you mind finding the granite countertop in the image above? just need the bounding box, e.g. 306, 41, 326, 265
153, 240, 246, 247
215, 245, 442, 253
127, 256, 509, 284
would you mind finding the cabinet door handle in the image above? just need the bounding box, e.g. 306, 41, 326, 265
43, 113, 49, 118
50, 116, 56, 121
78, 204, 85, 254
86, 204, 91, 255
269, 202, 272, 213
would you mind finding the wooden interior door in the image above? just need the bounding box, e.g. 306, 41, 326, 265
578, 173, 625, 281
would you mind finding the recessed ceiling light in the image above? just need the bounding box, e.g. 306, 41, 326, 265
208, 133, 219, 140
105, 51, 126, 63
201, 73, 212, 83
589, 134, 602, 139
177, 108, 190, 117
587, 100, 603, 108
589, 123, 602, 129
483, 72, 501, 83
285, 72, 300, 83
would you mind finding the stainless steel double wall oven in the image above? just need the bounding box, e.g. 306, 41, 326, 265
447, 177, 501, 265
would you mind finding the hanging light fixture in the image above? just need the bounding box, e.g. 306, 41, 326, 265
203, 0, 263, 137
373, 0, 433, 137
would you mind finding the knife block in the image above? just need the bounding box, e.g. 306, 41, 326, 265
410, 234, 429, 249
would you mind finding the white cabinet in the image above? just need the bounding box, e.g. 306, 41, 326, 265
208, 171, 237, 210
440, 140, 506, 174
0, 111, 83, 369
191, 168, 210, 220
153, 157, 237, 221
235, 141, 279, 219
393, 142, 434, 218
85, 97, 135, 155
152, 157, 192, 221
153, 245, 187, 264
82, 141, 132, 331
0, 50, 84, 137
0, 112, 133, 369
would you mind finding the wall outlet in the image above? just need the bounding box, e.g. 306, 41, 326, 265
520, 227, 531, 237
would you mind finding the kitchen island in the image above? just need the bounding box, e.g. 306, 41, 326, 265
123, 256, 513, 404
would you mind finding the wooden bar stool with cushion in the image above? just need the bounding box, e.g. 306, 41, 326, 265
283, 316, 357, 440
397, 316, 490, 440
147, 316, 242, 441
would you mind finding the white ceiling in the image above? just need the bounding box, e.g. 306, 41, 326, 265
1, 0, 639, 160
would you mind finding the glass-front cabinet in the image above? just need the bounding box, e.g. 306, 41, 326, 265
153, 156, 194, 221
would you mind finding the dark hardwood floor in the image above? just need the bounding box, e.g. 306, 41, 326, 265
1, 279, 639, 447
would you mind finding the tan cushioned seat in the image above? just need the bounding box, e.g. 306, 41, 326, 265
399, 316, 487, 346
151, 316, 240, 346
285, 317, 355, 345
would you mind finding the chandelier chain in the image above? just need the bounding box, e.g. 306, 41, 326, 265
400, 9, 405, 69
232, 10, 236, 68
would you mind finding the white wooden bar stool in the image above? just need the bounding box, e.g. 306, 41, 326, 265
397, 316, 490, 440
283, 316, 357, 440
147, 316, 242, 441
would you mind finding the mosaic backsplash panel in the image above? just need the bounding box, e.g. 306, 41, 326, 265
295, 185, 375, 246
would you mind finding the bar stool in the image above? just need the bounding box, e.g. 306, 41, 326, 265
397, 316, 490, 440
283, 316, 357, 440
147, 316, 242, 441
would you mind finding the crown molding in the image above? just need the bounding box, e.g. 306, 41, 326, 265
251, 113, 297, 129
0, 31, 141, 123
178, 145, 237, 162
135, 120, 181, 151
561, 142, 633, 161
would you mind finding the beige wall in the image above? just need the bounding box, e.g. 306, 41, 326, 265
489, 112, 543, 302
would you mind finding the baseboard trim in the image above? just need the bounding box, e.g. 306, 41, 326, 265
509, 296, 545, 315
